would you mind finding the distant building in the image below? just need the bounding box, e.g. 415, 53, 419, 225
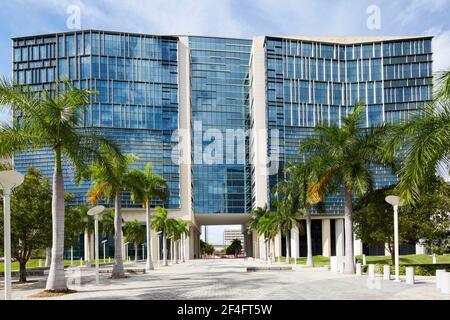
224, 229, 245, 246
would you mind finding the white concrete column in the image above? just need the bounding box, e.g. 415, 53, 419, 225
84, 230, 89, 261
274, 233, 282, 257
354, 235, 363, 256
335, 219, 344, 264
322, 219, 331, 257
259, 235, 266, 260
291, 225, 299, 259
384, 244, 391, 256
416, 241, 427, 255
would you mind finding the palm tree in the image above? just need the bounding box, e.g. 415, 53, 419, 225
126, 163, 167, 270
285, 162, 315, 267
270, 198, 300, 264
256, 211, 278, 264
175, 219, 191, 263
300, 102, 384, 274
123, 220, 145, 262
151, 207, 177, 266
382, 71, 450, 203
86, 152, 135, 278
247, 205, 270, 259
0, 80, 122, 292
100, 210, 115, 238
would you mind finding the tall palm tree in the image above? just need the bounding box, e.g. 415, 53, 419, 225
382, 71, 450, 203
0, 80, 122, 292
123, 220, 145, 262
86, 152, 135, 278
151, 207, 177, 266
285, 162, 315, 266
126, 163, 167, 270
301, 102, 384, 273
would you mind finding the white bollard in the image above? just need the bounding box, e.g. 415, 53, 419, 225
80, 258, 83, 266
383, 265, 391, 280
356, 263, 362, 276
108, 257, 111, 263
436, 269, 445, 289
38, 259, 42, 268
368, 264, 375, 278
432, 254, 437, 264
362, 254, 367, 266
406, 267, 414, 284
441, 272, 450, 294
330, 256, 337, 272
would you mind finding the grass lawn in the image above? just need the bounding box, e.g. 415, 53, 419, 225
0, 258, 114, 272
277, 255, 331, 266
275, 254, 450, 266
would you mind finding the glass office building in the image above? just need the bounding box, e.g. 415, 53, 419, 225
261, 36, 433, 214
12, 31, 180, 208
11, 33, 433, 259
189, 36, 252, 214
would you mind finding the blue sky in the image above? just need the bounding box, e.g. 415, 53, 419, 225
1, 0, 449, 243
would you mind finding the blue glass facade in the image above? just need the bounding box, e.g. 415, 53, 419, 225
264, 37, 433, 214
189, 37, 252, 214
11, 33, 433, 218
12, 31, 180, 208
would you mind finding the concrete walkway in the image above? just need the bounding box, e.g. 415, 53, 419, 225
2, 258, 449, 300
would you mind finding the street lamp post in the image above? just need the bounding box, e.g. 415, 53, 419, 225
0, 170, 24, 300
385, 195, 405, 282
101, 239, 108, 263
87, 205, 105, 285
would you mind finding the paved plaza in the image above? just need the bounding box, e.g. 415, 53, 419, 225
2, 259, 449, 300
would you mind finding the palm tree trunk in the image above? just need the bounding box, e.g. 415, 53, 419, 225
271, 238, 276, 262
45, 149, 68, 291
265, 240, 270, 264
181, 234, 185, 262
134, 242, 138, 262
163, 231, 168, 266
175, 240, 179, 264
145, 202, 154, 270
112, 192, 125, 278
306, 208, 314, 267
45, 247, 51, 267
344, 187, 355, 274
285, 230, 290, 264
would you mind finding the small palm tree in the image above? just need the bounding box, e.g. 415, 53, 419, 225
123, 220, 145, 262
126, 163, 167, 270
382, 71, 450, 203
248, 205, 271, 260
100, 210, 115, 238
0, 80, 122, 292
151, 207, 177, 266
301, 102, 385, 273
256, 211, 278, 264
175, 219, 191, 263
86, 152, 136, 278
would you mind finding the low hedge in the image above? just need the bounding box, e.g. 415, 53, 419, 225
361, 263, 450, 276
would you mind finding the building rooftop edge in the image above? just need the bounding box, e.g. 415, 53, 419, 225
11, 30, 433, 44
